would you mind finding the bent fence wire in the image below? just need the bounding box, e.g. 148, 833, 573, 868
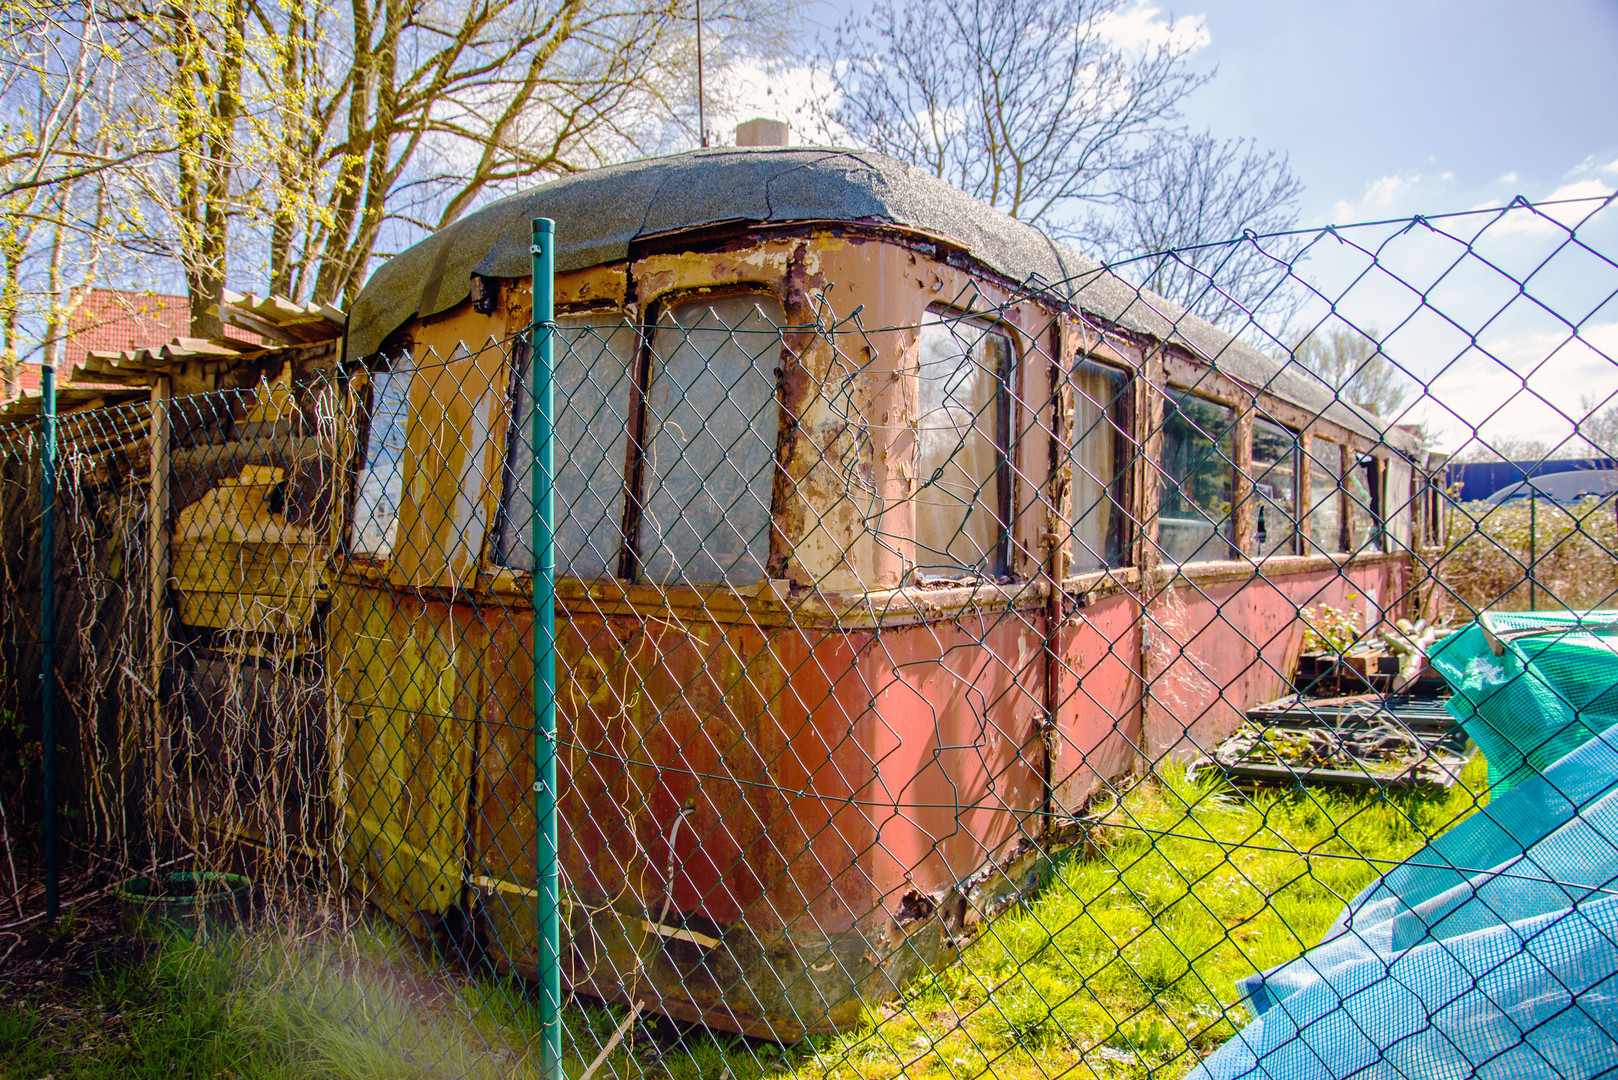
1, 191, 1616, 1078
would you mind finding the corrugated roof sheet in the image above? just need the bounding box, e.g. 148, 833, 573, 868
65, 289, 262, 355
0, 292, 344, 420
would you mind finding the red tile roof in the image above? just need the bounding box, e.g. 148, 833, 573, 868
67, 290, 193, 355
1, 290, 270, 400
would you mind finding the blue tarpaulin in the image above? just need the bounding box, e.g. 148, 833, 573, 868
1447, 459, 1616, 503
1192, 613, 1618, 1079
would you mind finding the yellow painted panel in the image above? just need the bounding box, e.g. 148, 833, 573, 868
330, 581, 483, 935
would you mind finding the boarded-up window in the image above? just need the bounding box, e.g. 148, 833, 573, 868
914, 311, 1011, 577
1307, 439, 1345, 553
1070, 360, 1129, 573
502, 316, 639, 578
351, 363, 412, 557
1158, 390, 1235, 563
637, 295, 784, 586
1252, 417, 1299, 557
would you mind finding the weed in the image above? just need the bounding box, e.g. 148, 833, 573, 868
5, 755, 1488, 1080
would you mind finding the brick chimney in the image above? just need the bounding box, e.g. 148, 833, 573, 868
736, 118, 790, 147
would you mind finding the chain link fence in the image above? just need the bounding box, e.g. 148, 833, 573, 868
1, 189, 1616, 1078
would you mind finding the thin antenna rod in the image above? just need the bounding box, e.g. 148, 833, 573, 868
695, 0, 707, 147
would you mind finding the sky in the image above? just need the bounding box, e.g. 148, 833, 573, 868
1164, 0, 1618, 452
1172, 0, 1618, 224
716, 0, 1618, 452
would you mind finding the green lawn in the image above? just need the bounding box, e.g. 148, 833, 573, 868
801, 756, 1490, 1080
0, 758, 1488, 1080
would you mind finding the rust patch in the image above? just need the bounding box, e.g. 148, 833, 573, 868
895, 889, 937, 924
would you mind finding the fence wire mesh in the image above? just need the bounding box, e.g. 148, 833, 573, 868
1, 191, 1617, 1079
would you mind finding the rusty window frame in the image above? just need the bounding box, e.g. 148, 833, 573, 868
496, 311, 640, 579
1306, 435, 1346, 554
1252, 413, 1302, 559
1158, 386, 1238, 564
348, 360, 413, 559
1069, 356, 1131, 574
623, 289, 787, 587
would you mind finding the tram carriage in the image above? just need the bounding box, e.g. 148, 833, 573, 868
332, 147, 1433, 1038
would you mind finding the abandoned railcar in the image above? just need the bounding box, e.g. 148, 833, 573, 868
332, 147, 1433, 1037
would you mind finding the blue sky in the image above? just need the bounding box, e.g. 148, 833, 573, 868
1174, 0, 1618, 223
719, 0, 1618, 450
763, 0, 1618, 222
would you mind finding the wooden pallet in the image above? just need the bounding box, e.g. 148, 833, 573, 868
1207, 692, 1473, 791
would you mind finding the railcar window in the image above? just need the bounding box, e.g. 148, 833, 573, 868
351, 363, 412, 558
1383, 454, 1415, 550
1252, 417, 1299, 557
1070, 360, 1129, 573
1348, 455, 1380, 552
637, 294, 784, 586
1307, 438, 1345, 553
501, 315, 638, 578
914, 311, 1011, 578
1158, 389, 1235, 563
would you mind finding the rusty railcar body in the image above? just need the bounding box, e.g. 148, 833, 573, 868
332, 148, 1433, 1037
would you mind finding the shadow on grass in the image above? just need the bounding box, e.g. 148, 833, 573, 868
0, 759, 1488, 1080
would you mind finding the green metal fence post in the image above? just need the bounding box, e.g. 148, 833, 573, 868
39, 359, 58, 923
530, 216, 562, 1079
1529, 496, 1537, 611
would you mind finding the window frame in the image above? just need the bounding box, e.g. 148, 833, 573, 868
1157, 386, 1239, 565
623, 288, 788, 587
1250, 413, 1303, 560
911, 305, 1018, 580
495, 309, 641, 580
1067, 355, 1133, 575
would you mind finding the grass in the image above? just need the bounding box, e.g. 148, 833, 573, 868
795, 755, 1490, 1080
0, 757, 1489, 1080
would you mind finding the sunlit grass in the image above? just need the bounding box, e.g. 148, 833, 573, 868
0, 756, 1488, 1079
798, 755, 1491, 1080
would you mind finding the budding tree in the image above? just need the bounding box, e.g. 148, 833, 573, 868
820, 0, 1304, 323
1288, 325, 1412, 421
1078, 131, 1304, 328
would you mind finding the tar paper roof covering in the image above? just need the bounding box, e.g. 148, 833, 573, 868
348, 147, 1391, 442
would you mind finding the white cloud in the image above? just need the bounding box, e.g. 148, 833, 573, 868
1464, 178, 1614, 237
1093, 2, 1210, 55
1569, 154, 1618, 178
1498, 172, 1519, 185
708, 60, 844, 146
1407, 322, 1618, 451
1332, 172, 1422, 220
1547, 178, 1615, 202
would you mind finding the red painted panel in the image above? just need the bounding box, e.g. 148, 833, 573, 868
1051, 592, 1143, 815
1145, 560, 1413, 758
477, 611, 884, 932
470, 603, 1047, 985
857, 612, 1047, 911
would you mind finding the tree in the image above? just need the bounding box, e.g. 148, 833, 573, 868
1077, 131, 1304, 327
1577, 392, 1618, 459
0, 2, 150, 392
106, 0, 789, 333
1287, 326, 1412, 420
819, 0, 1209, 231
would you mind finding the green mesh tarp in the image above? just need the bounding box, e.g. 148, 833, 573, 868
1434, 612, 1618, 792
1193, 613, 1618, 1079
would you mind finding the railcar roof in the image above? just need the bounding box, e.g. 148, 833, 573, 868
348, 147, 1388, 441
